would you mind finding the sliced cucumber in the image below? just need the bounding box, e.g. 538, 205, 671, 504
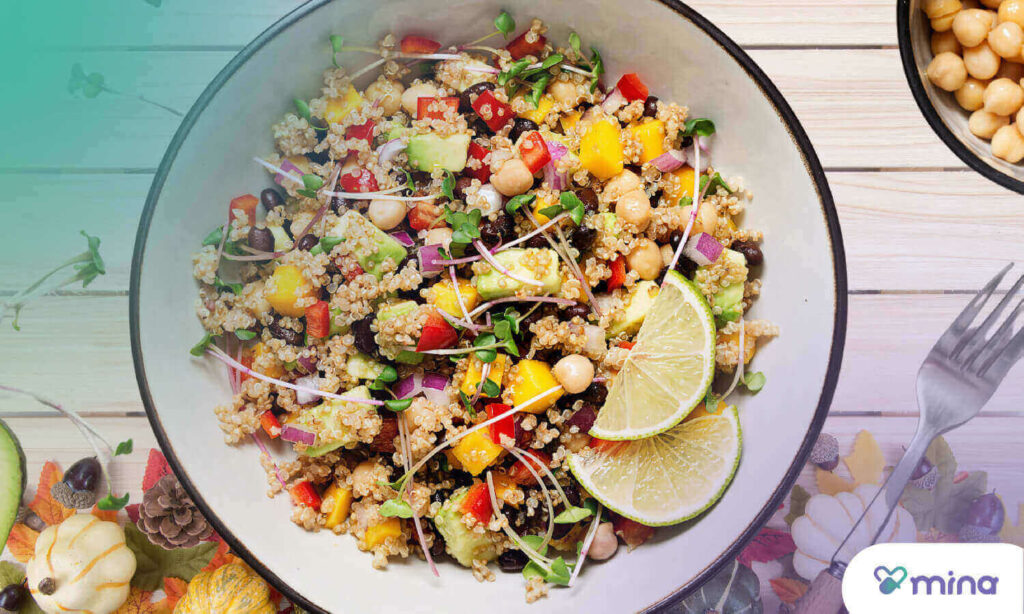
0, 418, 26, 552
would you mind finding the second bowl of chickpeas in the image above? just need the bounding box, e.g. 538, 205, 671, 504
899, 0, 1024, 192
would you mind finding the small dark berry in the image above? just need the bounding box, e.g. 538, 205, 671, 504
0, 584, 26, 611
508, 117, 539, 145
352, 316, 378, 356
460, 81, 496, 114
563, 304, 592, 322
248, 226, 275, 253
296, 233, 318, 251
453, 176, 475, 201
63, 457, 101, 493
643, 96, 659, 118
498, 549, 528, 572
260, 188, 284, 211
576, 188, 599, 214
731, 240, 764, 266
268, 319, 304, 346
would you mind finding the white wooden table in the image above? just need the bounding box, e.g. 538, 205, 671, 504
3, 0, 1023, 560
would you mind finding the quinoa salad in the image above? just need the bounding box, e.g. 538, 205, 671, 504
189, 11, 776, 602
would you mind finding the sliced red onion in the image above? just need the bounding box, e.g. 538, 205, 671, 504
468, 295, 576, 317
297, 355, 319, 374
651, 150, 686, 173
395, 372, 451, 406
394, 374, 420, 399
294, 375, 323, 405
697, 134, 712, 153
546, 141, 568, 161
376, 138, 406, 166
473, 240, 544, 287
281, 425, 316, 445
682, 232, 723, 266
422, 373, 448, 390
684, 147, 711, 173
543, 162, 567, 191
600, 88, 625, 114
418, 244, 444, 277
566, 405, 598, 433
274, 159, 304, 186
390, 230, 415, 247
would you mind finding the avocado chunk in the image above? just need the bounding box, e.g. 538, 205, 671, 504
406, 133, 471, 173
606, 280, 660, 338
0, 418, 26, 553
329, 211, 407, 280
294, 385, 375, 457
268, 225, 293, 251
346, 352, 385, 380
375, 300, 425, 364
473, 248, 562, 300
433, 487, 501, 567
702, 249, 748, 325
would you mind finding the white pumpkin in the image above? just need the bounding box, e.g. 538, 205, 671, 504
791, 484, 916, 580
26, 513, 137, 614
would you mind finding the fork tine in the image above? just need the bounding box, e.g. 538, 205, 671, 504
943, 263, 1014, 355
977, 298, 1024, 375
960, 273, 1024, 364
979, 327, 1024, 380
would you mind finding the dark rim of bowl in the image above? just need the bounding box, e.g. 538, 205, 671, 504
130, 1, 847, 611
896, 0, 1024, 195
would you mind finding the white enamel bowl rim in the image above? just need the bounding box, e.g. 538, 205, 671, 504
130, 1, 847, 611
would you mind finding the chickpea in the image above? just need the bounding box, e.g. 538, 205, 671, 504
923, 0, 962, 19
490, 158, 534, 196
587, 523, 619, 561
602, 169, 643, 202
932, 30, 963, 55
365, 78, 404, 115
983, 77, 1024, 114
953, 9, 994, 47
679, 203, 719, 237
968, 109, 1010, 137
660, 243, 675, 268
400, 81, 439, 116
626, 239, 663, 280
932, 13, 958, 33
988, 22, 1024, 59
367, 198, 406, 230
615, 189, 652, 231
956, 77, 989, 110
927, 52, 969, 90
424, 227, 453, 250
548, 79, 580, 106
991, 122, 1024, 160
1000, 0, 1024, 28
964, 42, 1001, 79
351, 459, 379, 497
552, 354, 595, 394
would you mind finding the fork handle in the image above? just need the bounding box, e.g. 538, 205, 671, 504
793, 563, 846, 614
884, 425, 936, 511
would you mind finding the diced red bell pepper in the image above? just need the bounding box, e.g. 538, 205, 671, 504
465, 141, 491, 183
486, 403, 514, 445
339, 168, 379, 193
616, 73, 649, 102
305, 300, 330, 338
508, 450, 552, 485
506, 30, 547, 60
416, 97, 460, 121
290, 480, 322, 509
607, 256, 626, 291
229, 194, 258, 225
239, 352, 254, 384
518, 132, 551, 174
471, 90, 513, 132
344, 119, 376, 148
408, 201, 442, 231
260, 411, 282, 439
400, 35, 442, 54
338, 259, 365, 282
617, 341, 635, 350
460, 482, 494, 524
416, 310, 459, 351
612, 515, 655, 550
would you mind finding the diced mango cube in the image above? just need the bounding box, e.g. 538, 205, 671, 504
364, 517, 402, 548
429, 277, 480, 317
492, 472, 522, 507
519, 95, 555, 125
325, 86, 364, 124
560, 111, 581, 133
460, 354, 509, 397
718, 329, 756, 365
627, 119, 666, 164
266, 264, 316, 317
663, 166, 696, 205
444, 449, 464, 471
579, 120, 624, 180
323, 483, 353, 529
452, 430, 504, 476
507, 359, 564, 413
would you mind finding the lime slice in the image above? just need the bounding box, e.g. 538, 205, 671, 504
591, 270, 716, 440
568, 407, 742, 526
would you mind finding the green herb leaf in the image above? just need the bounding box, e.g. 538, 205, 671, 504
442, 170, 456, 200
302, 173, 325, 191
330, 34, 344, 67
97, 491, 130, 511
403, 168, 415, 191
741, 371, 766, 393
124, 524, 218, 590
459, 390, 477, 417
380, 498, 415, 518
474, 333, 498, 363
547, 557, 572, 585
538, 205, 563, 218
214, 276, 243, 295
681, 117, 716, 137
294, 98, 312, 121
481, 378, 501, 398
385, 398, 413, 412
527, 74, 550, 108
522, 53, 564, 79
590, 47, 604, 77
559, 191, 586, 225
699, 172, 733, 195
554, 505, 593, 524
190, 333, 214, 356
379, 365, 399, 383
114, 439, 134, 456
679, 196, 693, 208
201, 226, 224, 246
379, 476, 407, 491
505, 193, 536, 215
498, 58, 531, 86
234, 329, 257, 341
569, 32, 582, 55
494, 11, 515, 38
521, 534, 549, 555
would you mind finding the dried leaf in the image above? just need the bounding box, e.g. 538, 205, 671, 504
202, 538, 232, 572
28, 461, 75, 526
6, 523, 39, 563
113, 587, 162, 614
785, 485, 810, 526
999, 503, 1024, 547
126, 503, 141, 524
815, 468, 855, 496
142, 449, 171, 491
91, 504, 119, 522
738, 528, 796, 566
844, 430, 885, 486
124, 524, 218, 590
900, 437, 987, 533
770, 577, 808, 604
158, 577, 188, 612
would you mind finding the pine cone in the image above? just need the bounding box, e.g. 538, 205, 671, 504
136, 475, 214, 549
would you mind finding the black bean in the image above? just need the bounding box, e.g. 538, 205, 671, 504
731, 240, 763, 266
521, 307, 547, 331
580, 382, 608, 406
352, 315, 378, 356
668, 232, 699, 278
563, 483, 582, 507
63, 457, 101, 493
525, 234, 549, 249
429, 529, 447, 558
269, 320, 304, 346
562, 304, 591, 322
479, 213, 515, 245
306, 147, 330, 166
498, 549, 529, 573
296, 233, 318, 251
508, 117, 538, 144
248, 227, 274, 252
260, 188, 284, 211
0, 584, 26, 611
460, 81, 496, 114
569, 225, 596, 252
470, 117, 493, 135
577, 188, 599, 214
514, 415, 533, 448
453, 176, 474, 201
551, 519, 573, 539
643, 95, 659, 118
566, 404, 598, 433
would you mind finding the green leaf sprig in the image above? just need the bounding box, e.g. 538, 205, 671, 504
741, 371, 766, 393
367, 364, 399, 392
330, 35, 345, 67
538, 191, 586, 226
521, 535, 573, 586
681, 118, 716, 138
458, 390, 478, 418
309, 236, 345, 256
505, 193, 536, 216
699, 172, 733, 195
380, 497, 415, 518
442, 170, 456, 201
443, 205, 483, 255
495, 11, 515, 38
298, 173, 325, 199
114, 439, 134, 456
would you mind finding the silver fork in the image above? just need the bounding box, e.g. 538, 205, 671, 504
794, 264, 1024, 614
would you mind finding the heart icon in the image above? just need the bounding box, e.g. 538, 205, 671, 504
874, 565, 909, 595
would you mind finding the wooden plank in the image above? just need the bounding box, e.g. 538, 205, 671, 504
697, 0, 895, 47
8, 49, 965, 170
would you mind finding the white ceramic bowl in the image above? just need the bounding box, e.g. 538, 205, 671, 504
898, 0, 1024, 194
131, 1, 846, 611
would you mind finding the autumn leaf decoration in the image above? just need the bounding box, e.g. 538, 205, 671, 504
815, 430, 886, 496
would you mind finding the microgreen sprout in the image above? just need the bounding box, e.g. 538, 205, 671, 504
441, 170, 456, 201
462, 10, 516, 48
234, 329, 257, 341
700, 172, 733, 195
539, 191, 586, 226
681, 117, 716, 137
505, 193, 536, 215
114, 439, 134, 456
69, 63, 183, 116
1, 231, 106, 331
444, 206, 483, 256
741, 371, 766, 393
330, 35, 344, 67
379, 497, 414, 518
458, 390, 477, 418
298, 173, 325, 199
213, 275, 242, 295
384, 398, 413, 412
